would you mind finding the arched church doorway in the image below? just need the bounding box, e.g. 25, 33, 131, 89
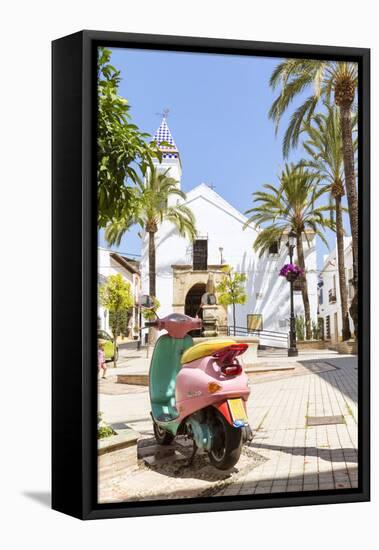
185, 284, 206, 336
185, 283, 206, 318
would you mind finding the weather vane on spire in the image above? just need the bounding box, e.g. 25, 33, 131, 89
156, 108, 170, 119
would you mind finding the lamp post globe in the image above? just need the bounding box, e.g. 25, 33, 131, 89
219, 247, 224, 265
288, 230, 297, 248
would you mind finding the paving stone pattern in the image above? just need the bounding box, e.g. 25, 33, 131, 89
98, 357, 358, 502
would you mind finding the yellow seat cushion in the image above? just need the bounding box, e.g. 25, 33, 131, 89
181, 339, 236, 364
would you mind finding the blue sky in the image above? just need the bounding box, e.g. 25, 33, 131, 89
98, 47, 349, 269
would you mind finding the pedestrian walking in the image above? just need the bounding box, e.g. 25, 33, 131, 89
98, 341, 107, 379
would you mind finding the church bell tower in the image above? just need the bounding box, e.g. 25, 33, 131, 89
153, 113, 182, 188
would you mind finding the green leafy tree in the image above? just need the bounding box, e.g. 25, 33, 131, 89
296, 315, 305, 341
141, 297, 160, 322
216, 266, 247, 336
97, 47, 161, 227
99, 274, 133, 367
110, 309, 132, 337
300, 105, 356, 339
105, 166, 197, 298
269, 60, 359, 328
244, 164, 333, 340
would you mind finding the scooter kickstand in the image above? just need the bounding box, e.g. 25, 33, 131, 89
186, 441, 197, 467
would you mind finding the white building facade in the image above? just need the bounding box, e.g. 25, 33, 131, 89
98, 248, 141, 337
140, 117, 318, 344
318, 237, 354, 342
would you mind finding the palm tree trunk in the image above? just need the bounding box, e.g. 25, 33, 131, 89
339, 105, 358, 335
148, 230, 157, 347
296, 232, 312, 340
148, 231, 156, 298
335, 196, 351, 341
233, 302, 236, 336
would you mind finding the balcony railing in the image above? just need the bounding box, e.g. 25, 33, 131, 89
328, 289, 337, 303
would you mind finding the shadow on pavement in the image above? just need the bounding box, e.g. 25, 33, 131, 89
299, 356, 358, 404
250, 441, 357, 462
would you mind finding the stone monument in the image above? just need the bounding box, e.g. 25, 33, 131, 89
201, 273, 219, 337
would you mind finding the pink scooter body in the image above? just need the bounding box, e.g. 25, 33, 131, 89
175, 355, 251, 423
146, 310, 252, 468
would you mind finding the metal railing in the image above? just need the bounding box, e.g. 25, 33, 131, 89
219, 325, 288, 347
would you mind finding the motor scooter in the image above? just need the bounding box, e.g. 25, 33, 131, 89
142, 296, 252, 470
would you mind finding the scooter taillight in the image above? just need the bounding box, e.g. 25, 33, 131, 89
213, 343, 248, 376
221, 364, 243, 376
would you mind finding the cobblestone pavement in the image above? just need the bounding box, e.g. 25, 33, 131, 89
98, 355, 358, 502
217, 357, 358, 496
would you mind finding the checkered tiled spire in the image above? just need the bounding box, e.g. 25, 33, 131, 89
153, 117, 179, 158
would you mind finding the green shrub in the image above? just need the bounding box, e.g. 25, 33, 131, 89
296, 315, 305, 341
97, 412, 116, 440
312, 320, 320, 340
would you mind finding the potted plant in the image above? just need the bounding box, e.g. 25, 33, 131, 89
279, 263, 304, 283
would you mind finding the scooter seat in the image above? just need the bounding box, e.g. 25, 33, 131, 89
181, 338, 236, 364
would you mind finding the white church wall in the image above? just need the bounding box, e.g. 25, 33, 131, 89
318, 237, 354, 341
140, 117, 318, 344
141, 220, 189, 317
141, 189, 318, 340
234, 234, 318, 344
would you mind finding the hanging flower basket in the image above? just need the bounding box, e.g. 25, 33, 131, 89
293, 276, 304, 291
279, 264, 304, 283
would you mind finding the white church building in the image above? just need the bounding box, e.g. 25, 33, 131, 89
140, 117, 318, 344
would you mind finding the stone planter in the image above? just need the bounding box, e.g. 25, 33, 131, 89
117, 373, 148, 386
296, 340, 329, 350
98, 425, 139, 488
329, 340, 358, 355
98, 423, 139, 456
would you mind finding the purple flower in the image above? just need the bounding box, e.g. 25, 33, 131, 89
279, 263, 304, 278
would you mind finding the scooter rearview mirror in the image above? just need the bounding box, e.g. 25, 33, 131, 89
139, 294, 155, 309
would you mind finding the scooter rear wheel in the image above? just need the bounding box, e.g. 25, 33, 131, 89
153, 421, 175, 445
209, 410, 243, 470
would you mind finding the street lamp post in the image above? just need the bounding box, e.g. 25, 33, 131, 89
287, 231, 298, 357
137, 306, 142, 351
219, 247, 224, 265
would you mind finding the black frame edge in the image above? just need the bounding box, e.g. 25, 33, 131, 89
52, 30, 370, 520
52, 31, 85, 519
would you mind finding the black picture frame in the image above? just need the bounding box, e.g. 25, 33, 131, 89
52, 30, 370, 520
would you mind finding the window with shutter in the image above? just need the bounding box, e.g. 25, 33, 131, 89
268, 241, 279, 255
193, 239, 208, 270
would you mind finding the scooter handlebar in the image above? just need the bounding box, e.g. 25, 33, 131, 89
144, 320, 159, 328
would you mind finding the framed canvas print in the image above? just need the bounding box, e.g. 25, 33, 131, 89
52, 30, 370, 520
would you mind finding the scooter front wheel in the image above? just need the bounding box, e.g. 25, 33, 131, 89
209, 410, 243, 470
153, 421, 175, 445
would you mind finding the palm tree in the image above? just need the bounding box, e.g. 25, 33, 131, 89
269, 60, 358, 328
105, 166, 197, 298
300, 105, 356, 340
244, 164, 333, 340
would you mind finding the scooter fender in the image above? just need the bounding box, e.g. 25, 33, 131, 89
212, 399, 248, 428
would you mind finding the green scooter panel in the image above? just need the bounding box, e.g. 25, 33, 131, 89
149, 334, 193, 430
